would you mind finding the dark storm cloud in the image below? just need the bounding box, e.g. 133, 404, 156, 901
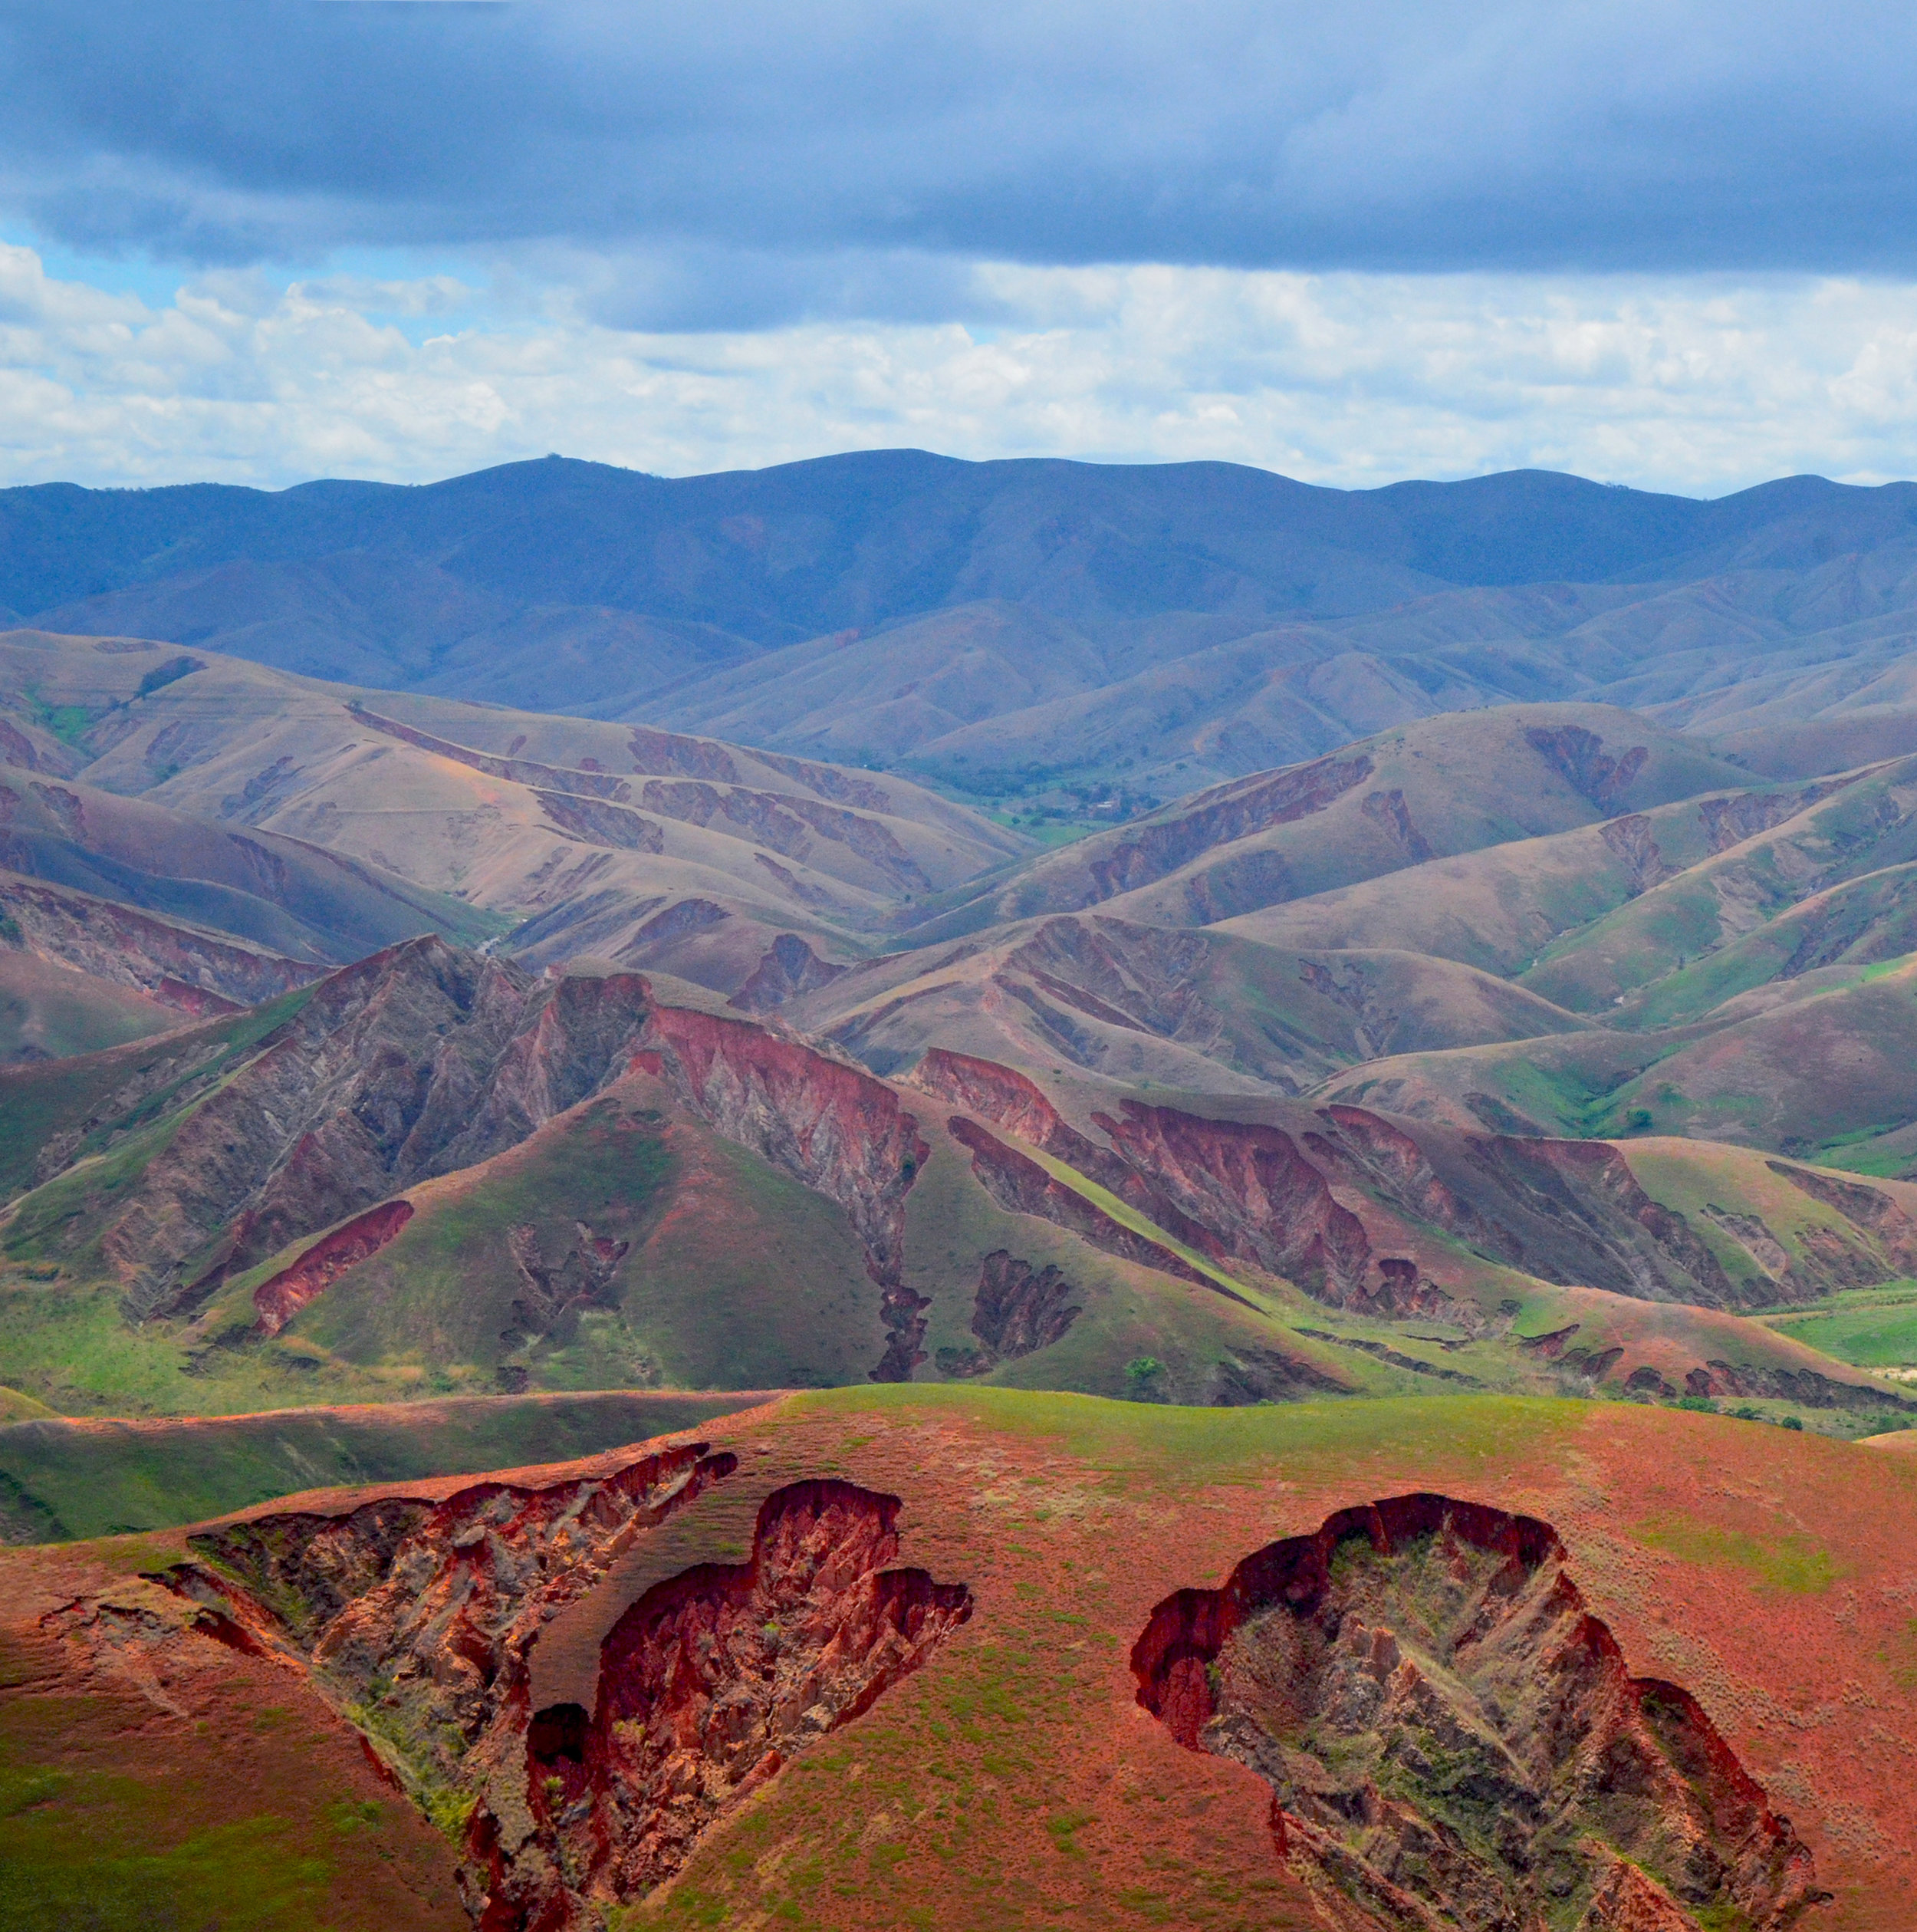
3, 1, 1914, 319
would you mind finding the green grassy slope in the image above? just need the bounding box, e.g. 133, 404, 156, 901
0, 1389, 768, 1542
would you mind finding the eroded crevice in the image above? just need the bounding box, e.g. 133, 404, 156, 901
153, 1460, 968, 1932
160, 1444, 737, 1820
1133, 1493, 1823, 1932
475, 1479, 972, 1928
501, 1219, 630, 1349
252, 1199, 416, 1337
937, 1249, 1083, 1377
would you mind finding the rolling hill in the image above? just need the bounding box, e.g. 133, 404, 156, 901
18, 453, 1917, 814
14, 454, 1917, 1930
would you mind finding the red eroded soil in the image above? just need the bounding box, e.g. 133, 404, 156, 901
12, 1395, 1915, 1932
488, 1479, 971, 1925
252, 1198, 416, 1336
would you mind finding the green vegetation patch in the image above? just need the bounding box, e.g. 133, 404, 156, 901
0, 1390, 759, 1542
1762, 1285, 1917, 1368
0, 1755, 333, 1930
1633, 1512, 1838, 1595
788, 1384, 1587, 1494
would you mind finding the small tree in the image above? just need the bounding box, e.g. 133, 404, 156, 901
1124, 1356, 1166, 1401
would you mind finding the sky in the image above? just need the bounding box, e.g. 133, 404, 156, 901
3, 0, 1917, 495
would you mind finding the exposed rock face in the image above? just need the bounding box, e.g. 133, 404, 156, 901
534, 791, 666, 853
1305, 1107, 1505, 1296
1685, 1359, 1915, 1413
1003, 920, 1218, 1051
1093, 1101, 1373, 1303
1599, 814, 1672, 894
1359, 788, 1434, 862
252, 1199, 415, 1337
0, 870, 317, 1012
1459, 1135, 1750, 1306
503, 1220, 630, 1349
347, 704, 641, 801
1766, 1161, 1917, 1275
916, 1050, 1880, 1332
634, 1005, 931, 1377
1698, 778, 1852, 854
97, 941, 657, 1317
1133, 1493, 1822, 1932
1295, 1328, 1485, 1387
1204, 1347, 1350, 1404
160, 1460, 969, 1932
1297, 959, 1404, 1059
972, 1250, 1082, 1358
912, 1048, 1108, 1168
918, 1050, 1374, 1306
1009, 752, 1373, 916
348, 703, 933, 893
1524, 725, 1648, 810
944, 1115, 1224, 1295
640, 778, 933, 894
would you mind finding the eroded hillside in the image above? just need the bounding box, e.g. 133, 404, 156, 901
3, 932, 1911, 1433
9, 1391, 1909, 1931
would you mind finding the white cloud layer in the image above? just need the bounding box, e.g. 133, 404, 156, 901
5, 244, 1917, 495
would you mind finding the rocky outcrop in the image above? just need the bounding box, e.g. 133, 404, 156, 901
1348, 1256, 1485, 1331
0, 871, 317, 1012
634, 1005, 931, 1377
353, 706, 929, 890
161, 1460, 969, 1932
1133, 1493, 1823, 1932
1524, 724, 1648, 810
253, 1200, 415, 1337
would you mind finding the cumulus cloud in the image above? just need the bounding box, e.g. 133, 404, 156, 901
5, 244, 1917, 495
1, 0, 1916, 311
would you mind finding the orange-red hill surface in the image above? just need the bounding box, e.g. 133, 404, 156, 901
2, 1387, 1908, 1931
